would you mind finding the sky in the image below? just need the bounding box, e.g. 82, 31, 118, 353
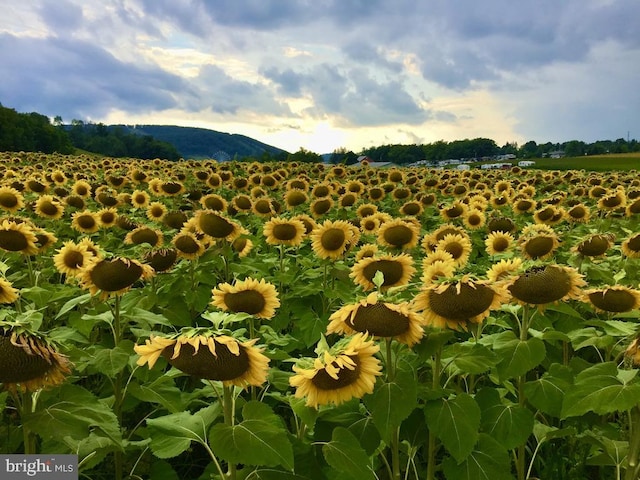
1, 1, 639, 154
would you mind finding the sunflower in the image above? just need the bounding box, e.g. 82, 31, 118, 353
355, 243, 379, 262
485, 231, 515, 255
434, 233, 472, 268
463, 209, 486, 230
196, 210, 242, 241
71, 210, 100, 234
440, 201, 468, 221
565, 204, 591, 223
310, 220, 355, 260
422, 259, 456, 285
33, 228, 58, 253
0, 328, 72, 393
622, 233, 640, 259
146, 202, 168, 222
486, 216, 517, 234
172, 232, 207, 260
422, 250, 455, 270
583, 286, 640, 314
0, 220, 38, 255
231, 236, 254, 257
377, 218, 420, 250
421, 224, 468, 252
519, 233, 560, 261
53, 241, 94, 278
486, 258, 523, 284
135, 331, 269, 387
414, 276, 509, 331
310, 197, 334, 218
131, 189, 151, 209
506, 264, 586, 308
212, 277, 280, 319
399, 200, 424, 217
159, 180, 185, 196
351, 253, 416, 291
0, 186, 25, 213
327, 292, 424, 346
572, 233, 614, 258
263, 217, 306, 247
289, 333, 382, 408
533, 206, 564, 226
512, 198, 537, 215
284, 189, 309, 209
0, 277, 19, 304
252, 197, 276, 217
597, 189, 626, 211
96, 207, 118, 228
124, 226, 164, 248
79, 257, 154, 299
199, 193, 227, 212
144, 248, 178, 273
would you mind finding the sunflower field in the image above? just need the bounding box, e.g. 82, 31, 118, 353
2, 152, 640, 480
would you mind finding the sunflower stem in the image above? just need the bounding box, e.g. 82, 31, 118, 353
516, 304, 532, 480
625, 406, 640, 480
391, 426, 401, 480
13, 390, 37, 454
111, 294, 125, 480
426, 346, 442, 480
385, 338, 395, 382
223, 384, 237, 480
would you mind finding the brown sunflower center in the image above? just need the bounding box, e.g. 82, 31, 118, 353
199, 212, 235, 238
0, 230, 29, 251
320, 228, 346, 251
536, 207, 554, 221
254, 199, 272, 214
0, 334, 55, 383
222, 290, 267, 315
523, 236, 555, 258
441, 241, 464, 260
492, 237, 510, 252
577, 236, 610, 256
0, 192, 19, 208
628, 235, 640, 252
64, 250, 86, 269
174, 235, 200, 254
145, 249, 177, 272
311, 355, 361, 390
602, 195, 623, 208
272, 224, 299, 241
362, 260, 404, 287
445, 204, 464, 218
383, 225, 414, 247
348, 303, 410, 337
162, 182, 183, 194
588, 289, 637, 313
204, 196, 225, 210
428, 283, 496, 320
508, 266, 572, 304
131, 229, 159, 246
76, 215, 97, 229
286, 191, 307, 207
162, 341, 250, 380
402, 202, 421, 215
312, 199, 332, 215
89, 259, 143, 292
235, 195, 253, 210
568, 206, 587, 219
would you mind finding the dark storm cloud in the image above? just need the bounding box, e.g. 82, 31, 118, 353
0, 33, 194, 119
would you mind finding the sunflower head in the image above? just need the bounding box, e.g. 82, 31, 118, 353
211, 278, 280, 319
263, 217, 306, 247
572, 233, 614, 257
144, 248, 178, 273
485, 231, 515, 255
0, 220, 39, 255
196, 210, 242, 241
622, 234, 640, 259
310, 220, 355, 260
80, 257, 155, 299
506, 264, 586, 307
350, 253, 416, 291
583, 286, 640, 314
377, 219, 420, 250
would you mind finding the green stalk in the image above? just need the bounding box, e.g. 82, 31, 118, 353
426, 346, 442, 480
391, 427, 401, 480
111, 294, 124, 480
516, 305, 532, 480
12, 390, 37, 454
625, 406, 640, 480
223, 385, 237, 480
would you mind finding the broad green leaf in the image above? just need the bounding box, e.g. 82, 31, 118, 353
443, 342, 499, 375
532, 423, 576, 444
494, 335, 546, 381
55, 292, 92, 319
322, 427, 374, 480
364, 367, 417, 441
288, 396, 319, 431
23, 384, 121, 446
524, 363, 573, 417
587, 319, 637, 337
568, 327, 614, 351
425, 393, 481, 463
89, 344, 131, 376
122, 307, 173, 329
442, 433, 514, 480
476, 388, 534, 450
210, 401, 294, 470
561, 362, 640, 418
128, 377, 190, 413
146, 404, 220, 458
348, 417, 381, 456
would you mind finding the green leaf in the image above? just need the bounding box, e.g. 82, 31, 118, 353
442, 433, 514, 480
146, 404, 220, 458
364, 367, 417, 441
23, 384, 122, 446
561, 362, 640, 418
55, 293, 92, 319
288, 396, 319, 431
322, 427, 374, 480
476, 388, 533, 450
443, 342, 500, 375
210, 401, 294, 470
128, 377, 190, 414
494, 334, 546, 381
524, 363, 573, 417
88, 344, 131, 376
244, 470, 315, 480
425, 393, 481, 463
348, 417, 381, 456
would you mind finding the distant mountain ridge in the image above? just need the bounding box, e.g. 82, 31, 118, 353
116, 124, 288, 160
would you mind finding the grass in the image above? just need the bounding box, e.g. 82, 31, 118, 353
474, 152, 640, 172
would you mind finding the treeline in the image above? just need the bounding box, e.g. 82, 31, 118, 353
0, 104, 181, 160
0, 104, 74, 154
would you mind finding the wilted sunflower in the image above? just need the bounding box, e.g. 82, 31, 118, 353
172, 232, 206, 260
0, 326, 72, 393
135, 331, 269, 387
144, 248, 178, 273
572, 233, 614, 258
53, 241, 94, 278
351, 253, 416, 291
377, 218, 420, 250
625, 199, 640, 217
71, 210, 100, 234
263, 217, 306, 247
506, 264, 586, 308
33, 228, 58, 254
125, 226, 164, 248
0, 277, 19, 304
414, 275, 509, 331
212, 277, 280, 319
79, 257, 154, 299
583, 286, 640, 314
622, 233, 640, 259
196, 210, 242, 241
290, 333, 382, 409
597, 189, 626, 211
435, 233, 472, 268
327, 292, 424, 346
486, 258, 523, 284
519, 232, 560, 261
0, 220, 38, 255
485, 231, 515, 255
310, 219, 355, 260
0, 186, 25, 213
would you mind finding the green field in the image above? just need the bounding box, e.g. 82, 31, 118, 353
523, 152, 640, 171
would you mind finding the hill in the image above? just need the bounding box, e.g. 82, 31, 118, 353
117, 125, 288, 160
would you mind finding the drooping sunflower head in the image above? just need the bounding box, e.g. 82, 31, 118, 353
172, 231, 207, 260
413, 276, 509, 331
376, 218, 421, 250
622, 234, 640, 259
144, 248, 178, 273
572, 233, 614, 257
566, 203, 591, 223
289, 333, 382, 409
0, 219, 39, 255
350, 253, 416, 291
79, 257, 155, 299
135, 330, 270, 388
263, 217, 306, 247
196, 210, 242, 241
486, 215, 517, 234
211, 277, 280, 319
583, 286, 640, 314
33, 228, 58, 254
506, 264, 586, 307
310, 219, 355, 260
597, 189, 627, 210
0, 327, 72, 393
124, 226, 164, 248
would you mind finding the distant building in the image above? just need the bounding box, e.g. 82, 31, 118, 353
518, 160, 536, 167
546, 150, 565, 159
356, 155, 392, 168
